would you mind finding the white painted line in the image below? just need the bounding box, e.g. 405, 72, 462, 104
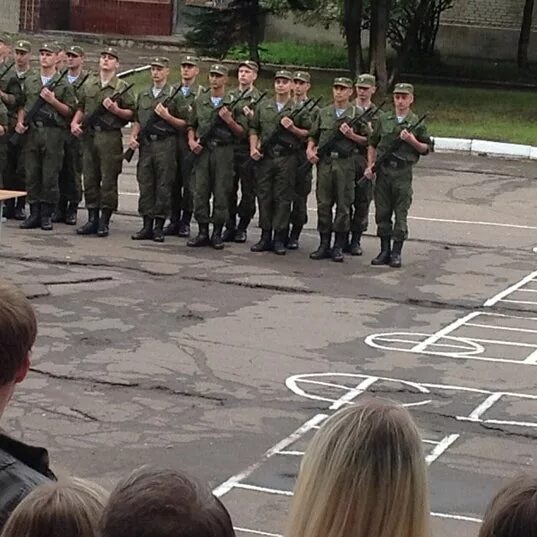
276, 450, 304, 456
330, 376, 379, 410
524, 349, 537, 364
212, 413, 327, 497
235, 483, 293, 496
235, 528, 282, 537
423, 439, 441, 445
408, 216, 537, 231
411, 312, 482, 353
484, 271, 537, 307
379, 337, 474, 350
465, 323, 537, 334
468, 393, 504, 420
501, 299, 537, 306
519, 289, 537, 293
457, 337, 537, 349
458, 416, 537, 428
431, 512, 482, 524
425, 434, 460, 464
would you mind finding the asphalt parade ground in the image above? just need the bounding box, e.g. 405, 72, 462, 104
1, 151, 536, 537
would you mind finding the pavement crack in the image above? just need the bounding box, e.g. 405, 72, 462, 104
42, 277, 115, 286
34, 404, 99, 423
181, 275, 316, 294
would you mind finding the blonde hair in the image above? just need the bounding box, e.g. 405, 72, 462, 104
1, 477, 108, 537
478, 475, 537, 537
286, 400, 430, 537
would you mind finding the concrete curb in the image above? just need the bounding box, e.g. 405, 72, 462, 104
433, 137, 537, 161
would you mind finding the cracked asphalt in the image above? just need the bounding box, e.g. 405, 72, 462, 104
1, 151, 536, 537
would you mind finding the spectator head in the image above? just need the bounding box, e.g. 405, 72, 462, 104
286, 400, 430, 537
479, 475, 537, 537
0, 477, 107, 537
101, 466, 235, 537
0, 282, 37, 416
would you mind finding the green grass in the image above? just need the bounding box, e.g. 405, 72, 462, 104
124, 68, 537, 146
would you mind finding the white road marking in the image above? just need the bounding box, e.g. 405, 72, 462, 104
425, 434, 460, 464
235, 483, 293, 496
236, 528, 282, 537
468, 393, 504, 420
484, 271, 537, 307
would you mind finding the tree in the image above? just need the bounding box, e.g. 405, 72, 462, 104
517, 0, 535, 69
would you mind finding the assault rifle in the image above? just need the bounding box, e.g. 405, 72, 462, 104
81, 82, 134, 131
72, 72, 90, 92
356, 113, 428, 187
298, 100, 385, 176
0, 61, 15, 81
10, 68, 68, 146
182, 88, 250, 175
123, 84, 183, 162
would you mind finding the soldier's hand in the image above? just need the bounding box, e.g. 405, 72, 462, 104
400, 129, 416, 143
155, 103, 169, 119
364, 166, 375, 180
218, 106, 233, 124
280, 117, 294, 130
189, 139, 203, 154
306, 146, 319, 164
15, 122, 28, 135
40, 87, 56, 104
103, 97, 119, 114
250, 147, 263, 161
128, 137, 140, 150
243, 105, 254, 119
339, 122, 354, 138
71, 122, 83, 137
0, 125, 5, 136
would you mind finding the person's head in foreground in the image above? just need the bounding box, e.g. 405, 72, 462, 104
479, 475, 537, 537
286, 399, 430, 537
0, 281, 37, 418
0, 477, 107, 537
101, 466, 235, 537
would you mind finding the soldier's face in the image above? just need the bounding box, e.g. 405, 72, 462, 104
274, 78, 292, 95
15, 50, 30, 68
209, 73, 226, 89
181, 64, 198, 81
56, 50, 67, 68
66, 53, 82, 70
393, 92, 414, 112
151, 65, 169, 84
356, 85, 375, 103
40, 51, 57, 69
293, 80, 310, 98
100, 54, 119, 72
238, 66, 257, 86
333, 85, 352, 104
0, 42, 8, 58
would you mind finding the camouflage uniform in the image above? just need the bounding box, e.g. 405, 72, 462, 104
0, 99, 7, 188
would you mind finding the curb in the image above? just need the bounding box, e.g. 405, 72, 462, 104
433, 137, 537, 161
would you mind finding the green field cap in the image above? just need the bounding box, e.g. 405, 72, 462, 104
101, 46, 119, 60
239, 60, 259, 72
39, 42, 60, 53
0, 35, 11, 45
209, 64, 228, 76
15, 40, 32, 53
356, 73, 376, 87
393, 82, 414, 94
67, 45, 84, 57
333, 77, 353, 88
293, 71, 311, 83
54, 41, 66, 51
151, 57, 170, 68
181, 55, 199, 66
274, 70, 293, 80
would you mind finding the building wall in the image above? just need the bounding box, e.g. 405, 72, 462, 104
0, 0, 21, 32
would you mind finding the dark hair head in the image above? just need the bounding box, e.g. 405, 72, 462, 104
101, 467, 235, 537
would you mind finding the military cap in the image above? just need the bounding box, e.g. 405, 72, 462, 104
209, 64, 228, 76
39, 42, 60, 53
333, 77, 353, 88
151, 57, 170, 68
181, 55, 199, 66
393, 82, 414, 94
67, 45, 85, 57
101, 46, 119, 60
0, 35, 10, 45
274, 70, 293, 80
238, 60, 259, 72
293, 71, 311, 83
54, 41, 66, 51
14, 40, 32, 53
355, 73, 376, 87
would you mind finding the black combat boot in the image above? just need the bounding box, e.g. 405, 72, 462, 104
20, 203, 41, 230
163, 217, 181, 237
234, 219, 249, 243
65, 202, 79, 225
222, 218, 236, 242
14, 198, 26, 220
310, 232, 332, 260
251, 230, 273, 252
211, 224, 225, 250
331, 232, 346, 262
273, 231, 287, 255
52, 199, 67, 223
178, 211, 192, 238
40, 203, 54, 231
286, 225, 302, 250
153, 217, 165, 243
349, 231, 363, 256
132, 216, 154, 240
390, 240, 404, 268
77, 209, 99, 235
371, 237, 392, 265
343, 231, 352, 253
187, 223, 210, 247
97, 209, 113, 237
